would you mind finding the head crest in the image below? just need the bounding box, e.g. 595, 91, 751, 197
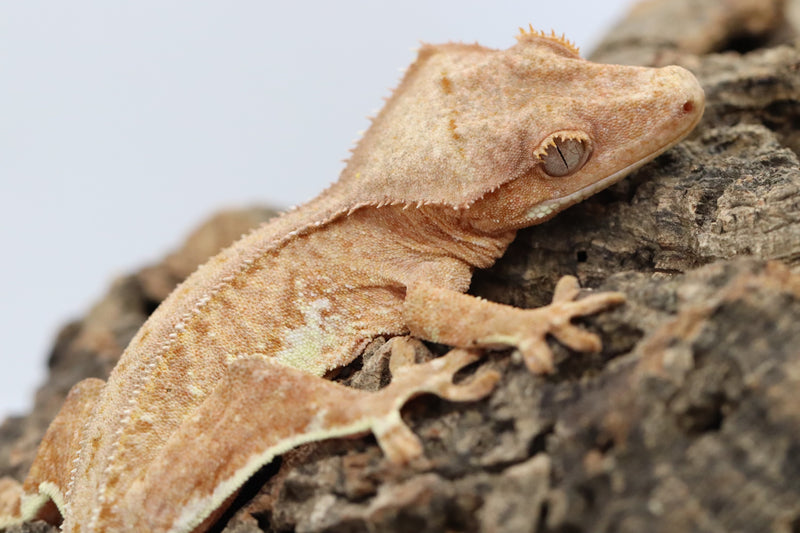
516, 24, 580, 56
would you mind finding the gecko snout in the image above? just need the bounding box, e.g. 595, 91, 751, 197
661, 64, 706, 126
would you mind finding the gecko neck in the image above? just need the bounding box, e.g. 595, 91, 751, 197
357, 203, 518, 271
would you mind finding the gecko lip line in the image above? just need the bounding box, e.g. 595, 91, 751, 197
529, 107, 704, 220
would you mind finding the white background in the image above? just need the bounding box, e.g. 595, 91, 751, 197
0, 1, 636, 418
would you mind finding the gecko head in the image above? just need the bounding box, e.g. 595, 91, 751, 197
336, 29, 704, 225
459, 29, 705, 232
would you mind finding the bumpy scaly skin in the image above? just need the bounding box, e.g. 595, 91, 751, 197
0, 29, 704, 532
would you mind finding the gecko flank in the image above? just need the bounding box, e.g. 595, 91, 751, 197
0, 28, 704, 532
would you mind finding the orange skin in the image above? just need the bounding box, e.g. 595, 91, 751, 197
0, 30, 703, 532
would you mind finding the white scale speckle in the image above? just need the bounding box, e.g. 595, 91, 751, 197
274, 298, 333, 374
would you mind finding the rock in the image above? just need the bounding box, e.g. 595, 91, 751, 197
590, 0, 787, 65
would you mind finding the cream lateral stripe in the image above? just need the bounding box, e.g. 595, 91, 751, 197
171, 418, 376, 533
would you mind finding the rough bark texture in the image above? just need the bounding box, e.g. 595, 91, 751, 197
3, 0, 800, 531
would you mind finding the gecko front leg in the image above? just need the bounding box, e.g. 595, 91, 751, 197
404, 276, 624, 374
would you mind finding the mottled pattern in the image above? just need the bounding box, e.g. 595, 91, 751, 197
0, 30, 704, 532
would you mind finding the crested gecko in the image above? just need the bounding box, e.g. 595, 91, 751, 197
0, 28, 704, 532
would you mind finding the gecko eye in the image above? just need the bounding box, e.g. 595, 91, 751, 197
533, 132, 592, 177
541, 137, 591, 177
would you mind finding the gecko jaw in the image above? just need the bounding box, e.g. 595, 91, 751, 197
525, 159, 646, 222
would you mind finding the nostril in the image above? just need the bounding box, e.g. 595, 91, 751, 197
683, 101, 695, 114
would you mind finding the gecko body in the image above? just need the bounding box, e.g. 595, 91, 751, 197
0, 29, 704, 531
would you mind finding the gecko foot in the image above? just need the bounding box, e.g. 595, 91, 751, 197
517, 275, 624, 374
372, 337, 500, 463
405, 277, 624, 377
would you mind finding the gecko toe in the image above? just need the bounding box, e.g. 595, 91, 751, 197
551, 323, 602, 352
373, 416, 424, 464
520, 339, 556, 374
435, 367, 501, 402
436, 348, 482, 373
388, 336, 424, 376
568, 292, 626, 315
552, 275, 581, 303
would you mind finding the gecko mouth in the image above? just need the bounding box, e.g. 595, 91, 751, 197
526, 103, 704, 222
525, 156, 651, 221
